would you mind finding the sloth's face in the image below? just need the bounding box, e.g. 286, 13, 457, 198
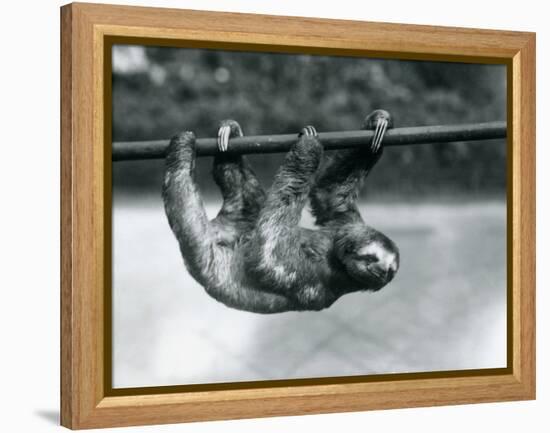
337, 226, 400, 290
349, 241, 399, 289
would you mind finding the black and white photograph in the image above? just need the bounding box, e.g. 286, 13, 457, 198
111, 45, 507, 389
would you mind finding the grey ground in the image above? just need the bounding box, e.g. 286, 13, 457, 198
112, 197, 506, 388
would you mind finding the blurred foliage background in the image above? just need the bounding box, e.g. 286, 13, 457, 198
112, 45, 506, 200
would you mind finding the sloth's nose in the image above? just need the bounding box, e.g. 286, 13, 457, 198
372, 253, 398, 280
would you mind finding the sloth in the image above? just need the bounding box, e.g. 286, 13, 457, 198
162, 110, 399, 314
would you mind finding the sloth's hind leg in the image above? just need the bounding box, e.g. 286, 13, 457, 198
162, 131, 223, 285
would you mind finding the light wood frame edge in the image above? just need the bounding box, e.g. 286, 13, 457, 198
60, 2, 536, 429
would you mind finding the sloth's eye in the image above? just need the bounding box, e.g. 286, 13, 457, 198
359, 254, 378, 264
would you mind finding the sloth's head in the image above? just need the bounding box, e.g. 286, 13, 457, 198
335, 224, 399, 290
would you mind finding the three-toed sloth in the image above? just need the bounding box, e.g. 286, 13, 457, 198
162, 110, 399, 314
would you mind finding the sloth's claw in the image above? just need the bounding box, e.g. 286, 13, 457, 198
372, 118, 388, 152
299, 125, 318, 137
217, 125, 231, 152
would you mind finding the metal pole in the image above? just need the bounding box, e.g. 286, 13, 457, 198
112, 121, 506, 162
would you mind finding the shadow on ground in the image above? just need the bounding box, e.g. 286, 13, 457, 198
34, 410, 59, 425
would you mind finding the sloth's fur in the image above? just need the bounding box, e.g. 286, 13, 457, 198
162, 117, 399, 314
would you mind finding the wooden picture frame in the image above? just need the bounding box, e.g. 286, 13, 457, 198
60, 2, 536, 429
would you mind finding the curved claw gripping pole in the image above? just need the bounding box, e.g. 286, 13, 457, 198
217, 122, 245, 152
372, 117, 389, 152
217, 125, 231, 152
299, 125, 318, 137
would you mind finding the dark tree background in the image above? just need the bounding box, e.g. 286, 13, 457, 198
112, 45, 506, 200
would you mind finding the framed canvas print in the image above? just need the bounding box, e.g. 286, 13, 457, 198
60, 2, 536, 429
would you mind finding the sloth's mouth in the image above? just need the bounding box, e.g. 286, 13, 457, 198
347, 266, 389, 290
368, 270, 385, 281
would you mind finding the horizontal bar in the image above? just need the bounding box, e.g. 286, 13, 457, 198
112, 121, 506, 161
